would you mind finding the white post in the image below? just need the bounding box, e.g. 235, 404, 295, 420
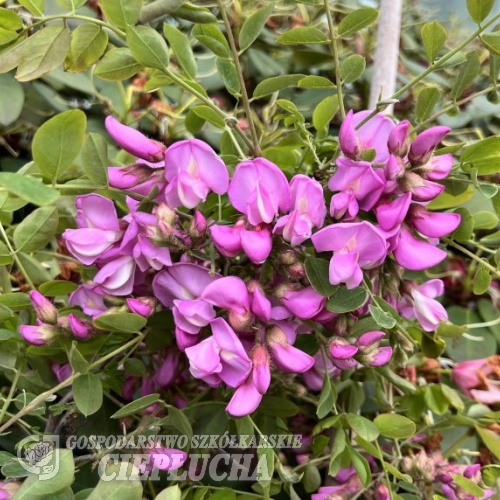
368, 0, 404, 114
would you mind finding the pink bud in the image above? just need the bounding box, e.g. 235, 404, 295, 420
127, 297, 156, 317
20, 324, 58, 345
29, 290, 57, 324
329, 338, 358, 360
105, 116, 165, 162
68, 314, 92, 340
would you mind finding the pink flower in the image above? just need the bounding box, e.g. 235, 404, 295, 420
126, 297, 156, 317
226, 345, 271, 417
152, 263, 219, 307
29, 290, 57, 324
408, 126, 450, 165
20, 324, 58, 345
141, 443, 187, 472
392, 226, 447, 271
108, 163, 166, 198
154, 350, 180, 388
281, 286, 326, 320
311, 221, 387, 289
63, 195, 123, 265
185, 318, 252, 388
209, 219, 273, 264
69, 285, 107, 317
408, 205, 461, 238
330, 191, 359, 220
68, 314, 92, 340
105, 116, 165, 162
328, 158, 386, 212
274, 175, 326, 245
388, 120, 410, 156
400, 279, 448, 331
164, 139, 229, 209
303, 352, 338, 391
94, 255, 136, 296
265, 325, 314, 373
339, 110, 395, 162
228, 158, 290, 225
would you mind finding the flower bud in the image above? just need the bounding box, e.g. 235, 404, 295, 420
228, 309, 253, 332
20, 324, 59, 346
68, 314, 92, 340
188, 210, 207, 240
127, 297, 156, 317
29, 290, 57, 324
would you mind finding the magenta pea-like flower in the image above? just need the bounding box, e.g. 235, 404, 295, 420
164, 139, 229, 209
274, 174, 326, 245
228, 157, 291, 225
20, 323, 58, 346
312, 221, 387, 289
185, 317, 252, 388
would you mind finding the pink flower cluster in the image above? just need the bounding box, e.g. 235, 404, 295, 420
20, 111, 459, 418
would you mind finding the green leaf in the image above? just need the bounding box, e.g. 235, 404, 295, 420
340, 54, 366, 83
191, 104, 225, 128
216, 57, 240, 96
69, 341, 90, 374
441, 384, 465, 411
168, 406, 193, 440
451, 208, 473, 242
93, 312, 147, 333
327, 287, 367, 313
100, 0, 141, 29
239, 3, 274, 51
163, 24, 196, 78
13, 206, 58, 253
482, 32, 500, 56
174, 4, 217, 24
0, 173, 59, 206
0, 39, 28, 75
253, 74, 305, 98
12, 449, 74, 499
329, 429, 346, 474
451, 51, 480, 100
58, 0, 87, 10
313, 95, 338, 133
317, 370, 336, 419
17, 0, 44, 16
0, 8, 23, 31
451, 474, 485, 497
0, 73, 24, 127
127, 25, 169, 70
424, 385, 449, 415
258, 395, 299, 417
345, 414, 379, 442
73, 373, 103, 417
86, 463, 143, 500
460, 136, 500, 175
65, 24, 108, 73
192, 24, 229, 57
383, 462, 413, 483
277, 26, 327, 45
348, 447, 371, 487
421, 333, 446, 358
111, 394, 161, 418
16, 23, 70, 82
374, 413, 416, 439
473, 265, 491, 295
81, 133, 108, 186
39, 280, 78, 296
305, 257, 338, 297
338, 8, 378, 37
369, 304, 397, 329
477, 426, 500, 460
416, 86, 440, 122
297, 75, 335, 89
0, 28, 17, 47
467, 0, 495, 23
0, 293, 30, 310
33, 109, 87, 181
157, 486, 181, 500
482, 465, 500, 487
94, 48, 141, 81
421, 21, 447, 62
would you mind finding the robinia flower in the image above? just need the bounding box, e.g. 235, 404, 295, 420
164, 139, 229, 209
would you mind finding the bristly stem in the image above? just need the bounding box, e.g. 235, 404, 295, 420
324, 0, 345, 119
218, 0, 262, 156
